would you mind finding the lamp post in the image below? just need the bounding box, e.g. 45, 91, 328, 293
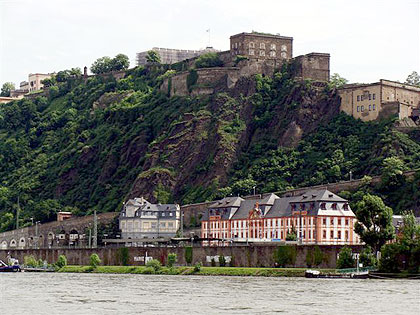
253, 186, 256, 196
35, 221, 40, 249
349, 171, 353, 181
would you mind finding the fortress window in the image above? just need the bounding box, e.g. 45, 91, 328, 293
270, 51, 276, 57
249, 42, 255, 48
369, 94, 371, 100
361, 105, 364, 112
249, 49, 255, 55
357, 106, 360, 112
373, 104, 376, 110
281, 51, 287, 59
281, 44, 287, 51
271, 43, 276, 50
357, 95, 360, 101
373, 93, 376, 100
260, 42, 265, 49
260, 50, 265, 56
369, 105, 372, 111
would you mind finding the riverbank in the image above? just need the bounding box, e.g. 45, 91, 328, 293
58, 265, 336, 277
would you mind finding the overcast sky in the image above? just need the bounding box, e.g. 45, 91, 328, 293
1, 0, 419, 87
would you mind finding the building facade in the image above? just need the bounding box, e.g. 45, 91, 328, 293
201, 189, 360, 246
338, 79, 420, 122
137, 47, 218, 66
27, 73, 52, 92
230, 32, 293, 61
119, 197, 180, 239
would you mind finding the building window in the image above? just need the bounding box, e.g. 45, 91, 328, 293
330, 230, 334, 239
281, 44, 287, 51
249, 49, 255, 55
270, 51, 276, 57
331, 203, 337, 210
373, 93, 376, 100
320, 203, 326, 210
361, 105, 364, 112
249, 42, 255, 48
260, 50, 265, 56
235, 42, 238, 48
338, 218, 341, 225
338, 231, 341, 239
323, 218, 327, 225
270, 43, 276, 50
369, 94, 371, 100
373, 104, 376, 110
369, 105, 372, 111
345, 219, 349, 226
357, 95, 360, 101
345, 231, 349, 239
323, 230, 326, 238
330, 218, 334, 225
260, 42, 265, 49
357, 106, 360, 112
280, 51, 287, 59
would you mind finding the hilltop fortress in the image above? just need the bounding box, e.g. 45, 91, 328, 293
158, 31, 419, 124
160, 32, 330, 97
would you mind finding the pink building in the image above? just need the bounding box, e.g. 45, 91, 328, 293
201, 189, 361, 246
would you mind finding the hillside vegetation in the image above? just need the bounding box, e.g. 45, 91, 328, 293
0, 63, 419, 231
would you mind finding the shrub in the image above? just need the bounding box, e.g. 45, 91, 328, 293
337, 247, 355, 269
143, 266, 155, 274
186, 69, 198, 92
193, 262, 202, 273
211, 258, 216, 267
56, 255, 67, 269
146, 259, 161, 272
24, 255, 39, 267
273, 246, 296, 267
194, 52, 223, 69
118, 247, 129, 266
167, 253, 177, 268
90, 253, 101, 268
359, 246, 377, 267
219, 254, 226, 267
306, 248, 314, 267
379, 243, 401, 273
185, 246, 193, 265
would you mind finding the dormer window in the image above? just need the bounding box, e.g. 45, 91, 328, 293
320, 202, 326, 210
343, 203, 349, 211
291, 204, 296, 211
332, 203, 338, 210
300, 203, 306, 210
310, 203, 315, 210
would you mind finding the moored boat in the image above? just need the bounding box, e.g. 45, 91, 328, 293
0, 259, 22, 272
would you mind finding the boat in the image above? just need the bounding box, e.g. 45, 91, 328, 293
305, 269, 369, 279
0, 259, 22, 272
368, 271, 420, 280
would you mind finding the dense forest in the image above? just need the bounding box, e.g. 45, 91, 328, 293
0, 62, 419, 231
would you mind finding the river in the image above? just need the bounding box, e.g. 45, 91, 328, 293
0, 273, 419, 314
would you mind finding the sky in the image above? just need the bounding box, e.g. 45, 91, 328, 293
0, 0, 419, 87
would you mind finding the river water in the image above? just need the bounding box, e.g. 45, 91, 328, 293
0, 273, 419, 314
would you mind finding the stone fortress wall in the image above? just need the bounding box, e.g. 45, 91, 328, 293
160, 32, 330, 97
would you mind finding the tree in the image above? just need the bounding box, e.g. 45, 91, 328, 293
41, 76, 56, 87
329, 73, 348, 89
146, 50, 161, 64
111, 54, 130, 71
399, 211, 420, 272
354, 194, 395, 252
380, 157, 407, 189
167, 253, 177, 268
337, 246, 355, 269
405, 71, 420, 87
1, 82, 15, 96
90, 253, 101, 268
90, 56, 113, 74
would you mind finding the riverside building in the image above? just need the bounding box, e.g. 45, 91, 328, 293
201, 189, 360, 246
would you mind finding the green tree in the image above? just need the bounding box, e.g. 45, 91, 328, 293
379, 243, 400, 273
1, 82, 15, 96
90, 56, 113, 74
146, 50, 161, 64
41, 76, 56, 87
380, 157, 407, 189
359, 246, 377, 267
354, 194, 395, 252
111, 54, 130, 71
336, 246, 355, 269
404, 71, 420, 87
146, 259, 161, 272
399, 211, 420, 272
167, 253, 177, 268
55, 254, 67, 268
329, 73, 348, 89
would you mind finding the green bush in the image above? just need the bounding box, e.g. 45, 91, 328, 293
146, 259, 161, 272
24, 255, 39, 267
211, 258, 216, 267
90, 253, 101, 268
194, 52, 223, 69
379, 243, 401, 273
305, 248, 314, 267
167, 253, 177, 268
194, 262, 202, 272
143, 266, 155, 274
56, 255, 67, 269
274, 246, 296, 267
118, 247, 129, 266
219, 254, 226, 267
359, 246, 377, 267
186, 69, 198, 92
337, 247, 355, 269
185, 246, 193, 264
